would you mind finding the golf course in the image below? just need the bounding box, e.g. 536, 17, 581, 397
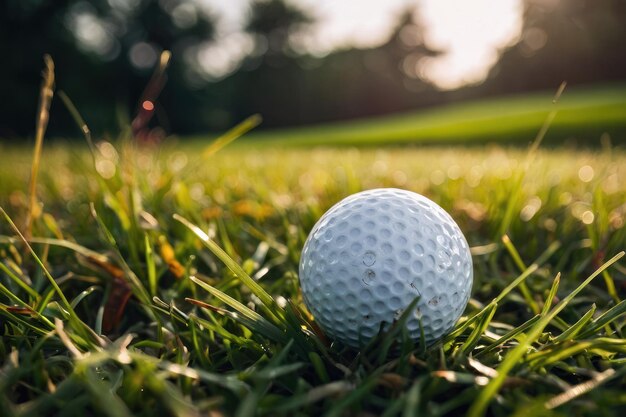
1, 80, 625, 416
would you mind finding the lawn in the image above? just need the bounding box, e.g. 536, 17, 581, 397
240, 84, 626, 146
1, 91, 626, 416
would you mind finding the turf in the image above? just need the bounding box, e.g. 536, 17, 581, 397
238, 84, 626, 147
1, 83, 626, 416
1, 136, 626, 416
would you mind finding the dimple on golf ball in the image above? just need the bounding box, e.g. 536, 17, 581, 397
299, 188, 473, 348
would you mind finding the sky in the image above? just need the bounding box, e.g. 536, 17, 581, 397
199, 0, 524, 89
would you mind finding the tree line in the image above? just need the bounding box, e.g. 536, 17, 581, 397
1, 0, 625, 139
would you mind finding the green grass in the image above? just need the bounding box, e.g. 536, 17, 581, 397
1, 138, 625, 416
1, 83, 626, 416
237, 84, 626, 146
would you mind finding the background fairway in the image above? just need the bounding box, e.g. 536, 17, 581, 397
236, 84, 626, 147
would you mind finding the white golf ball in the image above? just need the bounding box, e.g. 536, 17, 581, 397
299, 188, 473, 348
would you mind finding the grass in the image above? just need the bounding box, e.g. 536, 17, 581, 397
1, 81, 626, 416
238, 84, 626, 147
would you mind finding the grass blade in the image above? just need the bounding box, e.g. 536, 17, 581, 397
186, 296, 286, 344
527, 338, 626, 367
271, 381, 353, 413
187, 276, 286, 343
502, 234, 539, 314
1, 208, 73, 315
89, 204, 152, 306
498, 82, 566, 237
553, 304, 596, 342
402, 378, 425, 417
445, 263, 538, 344
144, 234, 157, 297
475, 315, 541, 358
545, 367, 623, 410
541, 274, 561, 315
174, 214, 284, 323
326, 370, 383, 417
468, 251, 624, 417
202, 114, 262, 159
462, 301, 497, 355
578, 299, 626, 339
0, 261, 40, 300
25, 55, 55, 239
58, 91, 96, 156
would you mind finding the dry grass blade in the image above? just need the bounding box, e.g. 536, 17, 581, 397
54, 318, 83, 359
131, 50, 171, 136
0, 236, 109, 264
433, 370, 490, 386
25, 54, 55, 239
545, 368, 621, 410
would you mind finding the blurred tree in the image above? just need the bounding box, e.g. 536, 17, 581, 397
293, 8, 442, 123
219, 0, 315, 125
246, 0, 313, 61
0, 0, 216, 138
219, 6, 441, 127
481, 0, 626, 93
2, 0, 626, 138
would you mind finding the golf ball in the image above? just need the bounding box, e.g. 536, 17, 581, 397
299, 188, 472, 348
